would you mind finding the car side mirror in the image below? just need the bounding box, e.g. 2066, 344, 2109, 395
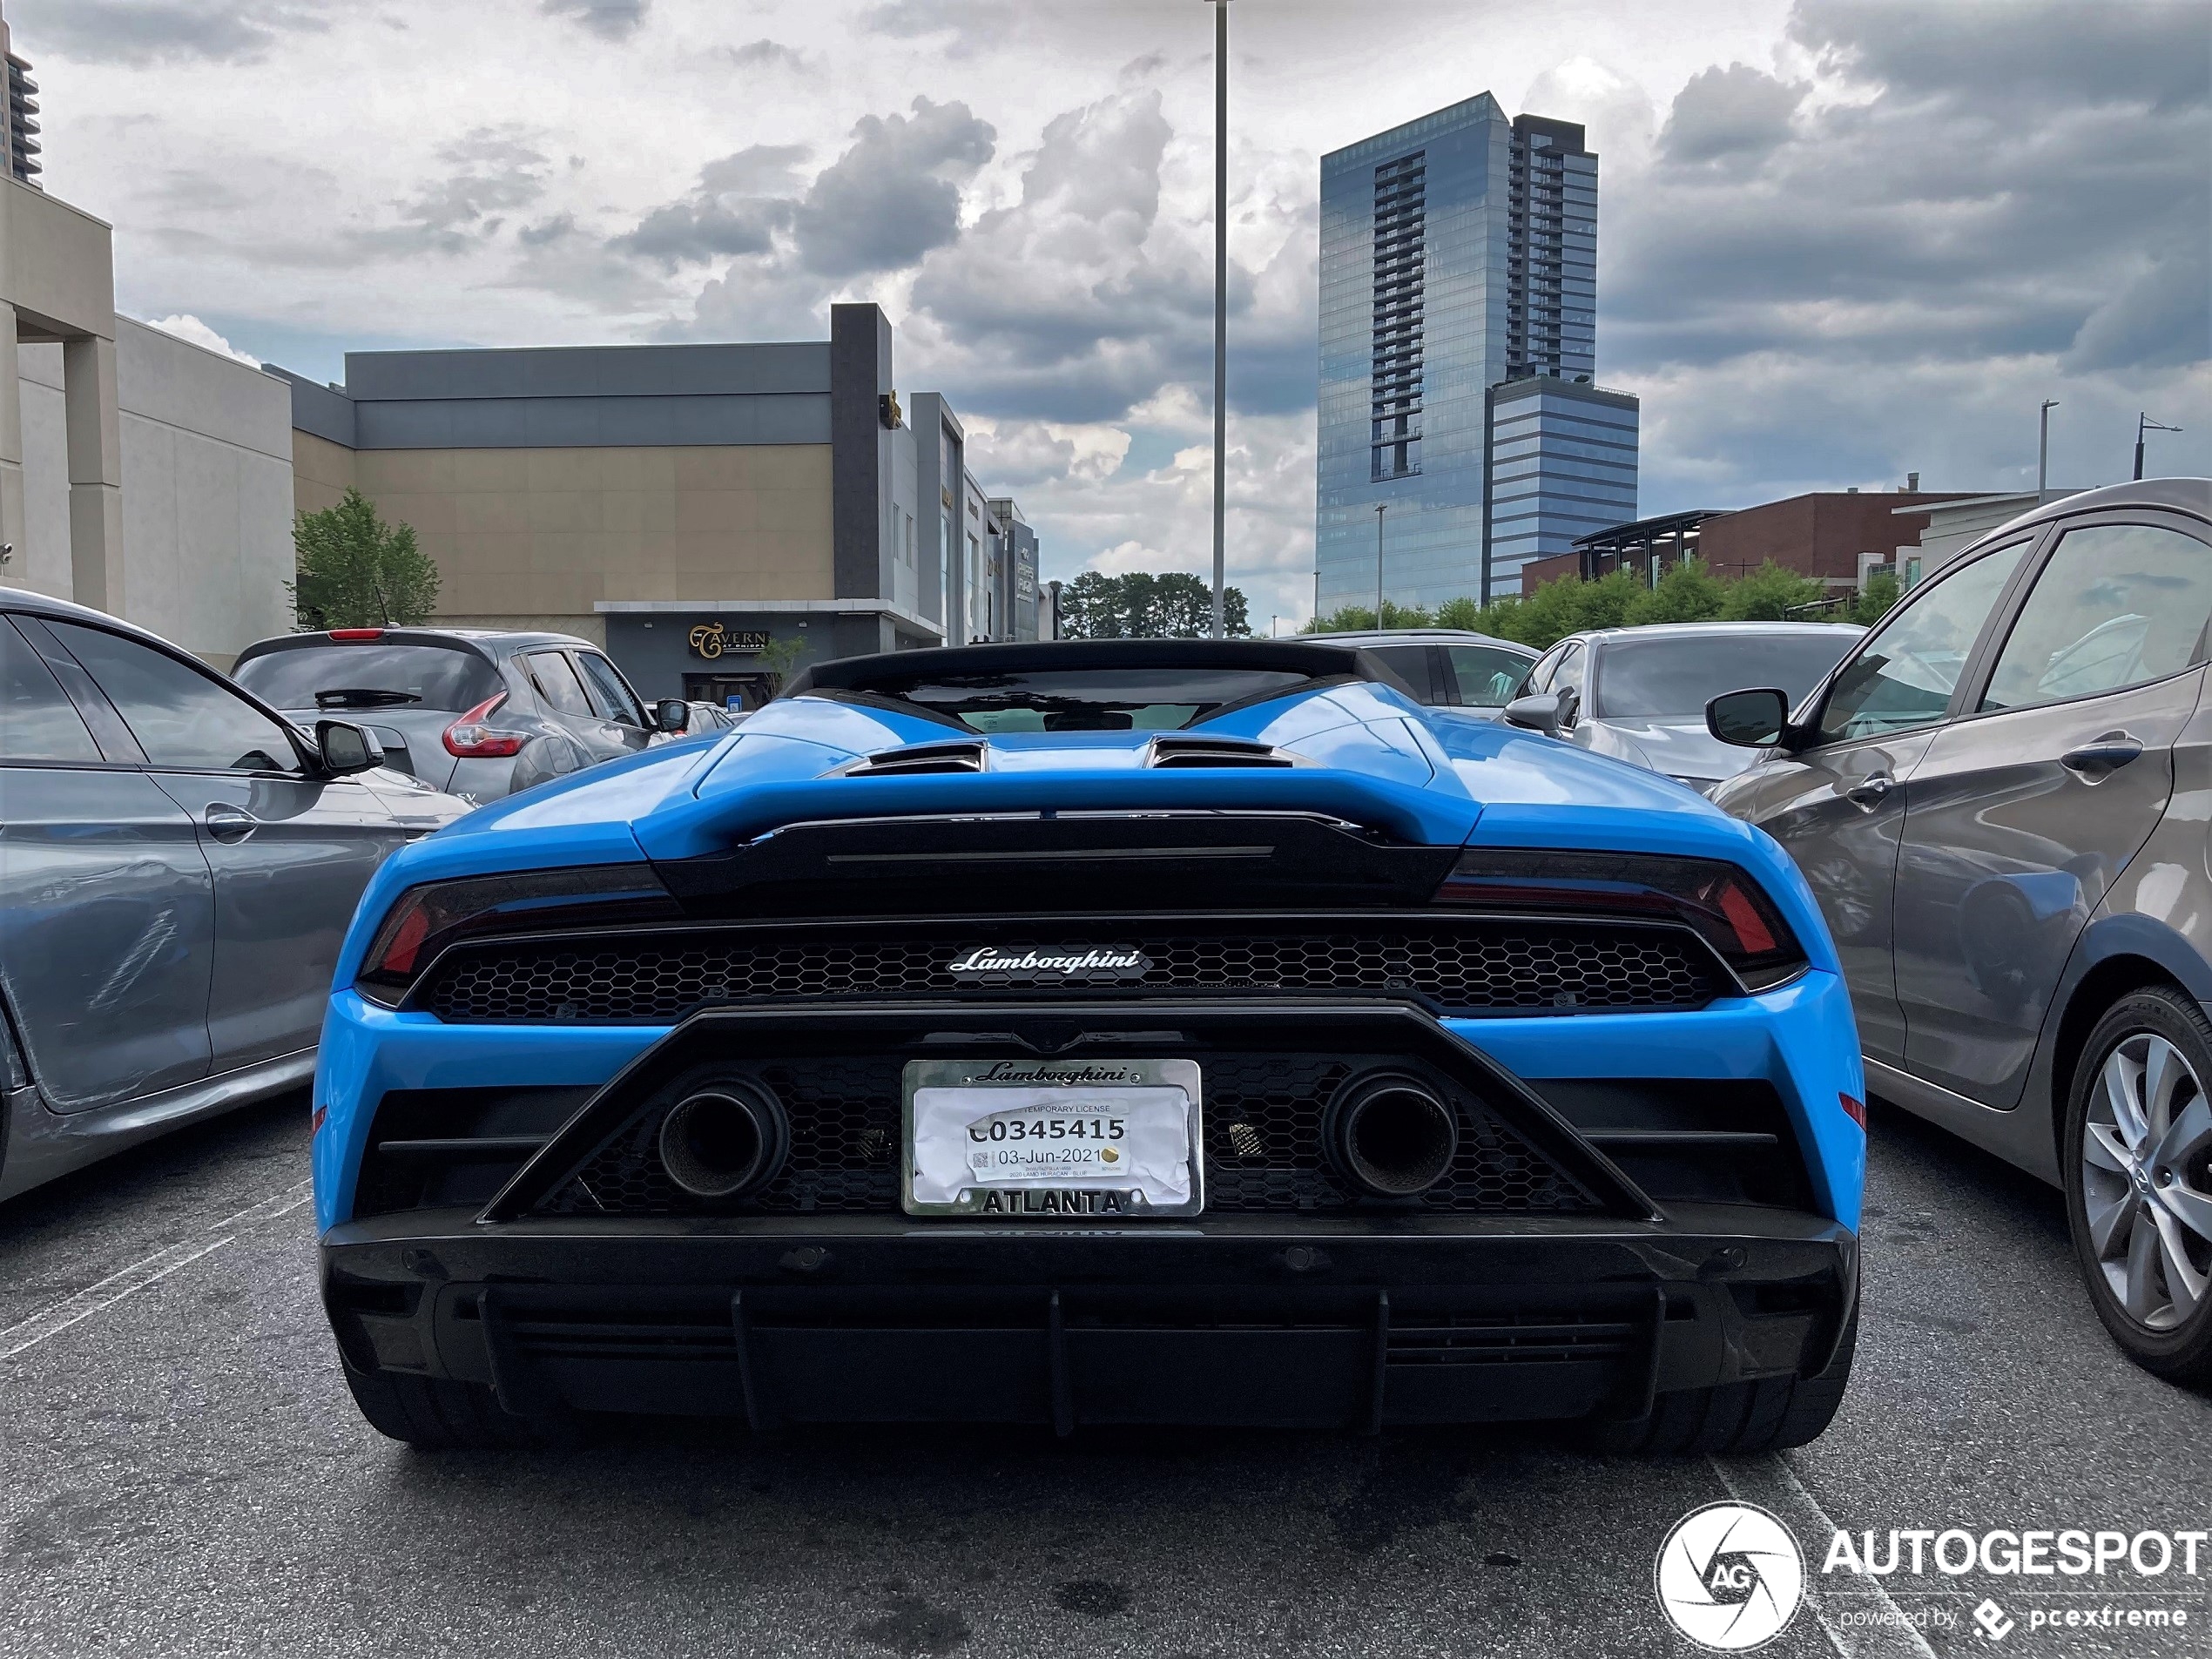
653, 698, 691, 734
1503, 691, 1566, 738
1707, 687, 1791, 749
315, 718, 385, 776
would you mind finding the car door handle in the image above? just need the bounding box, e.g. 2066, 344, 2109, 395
2061, 737, 2144, 779
1845, 773, 1894, 808
204, 806, 259, 843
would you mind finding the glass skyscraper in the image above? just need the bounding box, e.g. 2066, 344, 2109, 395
1486, 377, 1640, 579
1318, 97, 1635, 613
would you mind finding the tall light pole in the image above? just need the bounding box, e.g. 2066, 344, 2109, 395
2038, 398, 2060, 495
1208, 0, 1230, 639
1373, 502, 1386, 625
2136, 412, 2183, 482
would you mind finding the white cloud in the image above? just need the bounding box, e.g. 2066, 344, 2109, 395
143, 313, 260, 366
19, 0, 2203, 627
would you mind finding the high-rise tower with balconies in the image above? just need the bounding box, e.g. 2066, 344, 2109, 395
0, 6, 41, 189
1317, 97, 1635, 615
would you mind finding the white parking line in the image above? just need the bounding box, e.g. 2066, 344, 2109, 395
1711, 1453, 1939, 1659
0, 1178, 316, 1364
0, 1237, 233, 1360
211, 1179, 315, 1231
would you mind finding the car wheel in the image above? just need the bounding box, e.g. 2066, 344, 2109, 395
2064, 988, 2212, 1382
342, 1360, 575, 1450
1587, 1298, 1856, 1455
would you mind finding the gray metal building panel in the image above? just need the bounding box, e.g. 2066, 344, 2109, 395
830, 303, 894, 602
268, 368, 357, 448
348, 393, 833, 449
341, 342, 830, 402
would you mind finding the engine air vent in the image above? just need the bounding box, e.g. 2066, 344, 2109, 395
842, 739, 988, 777
1146, 735, 1297, 769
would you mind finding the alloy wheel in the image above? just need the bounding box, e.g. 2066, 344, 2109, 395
2081, 1032, 2212, 1331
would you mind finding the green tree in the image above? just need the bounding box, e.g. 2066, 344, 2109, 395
1510, 578, 1588, 650
1305, 598, 1434, 632
1057, 570, 1130, 637
1577, 567, 1647, 631
1064, 572, 1116, 637
753, 634, 809, 690
1465, 595, 1530, 641
289, 488, 441, 630
1850, 570, 1900, 629
1433, 596, 1484, 631
1627, 558, 1728, 626
1058, 570, 1249, 638
1719, 559, 1830, 622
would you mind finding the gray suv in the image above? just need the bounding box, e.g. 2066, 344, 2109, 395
233, 628, 689, 803
1706, 479, 2212, 1380
0, 592, 471, 1203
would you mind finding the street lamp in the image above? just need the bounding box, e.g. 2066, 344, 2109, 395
1373, 502, 1386, 625
2037, 399, 2059, 494
1207, 0, 1230, 639
2136, 412, 2184, 482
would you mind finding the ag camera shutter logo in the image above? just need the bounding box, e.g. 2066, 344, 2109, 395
1655, 1501, 1806, 1651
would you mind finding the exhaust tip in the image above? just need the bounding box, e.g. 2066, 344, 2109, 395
1330, 1073, 1460, 1197
658, 1083, 787, 1200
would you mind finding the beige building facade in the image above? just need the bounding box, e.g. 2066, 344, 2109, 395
288, 436, 838, 646
273, 305, 1035, 702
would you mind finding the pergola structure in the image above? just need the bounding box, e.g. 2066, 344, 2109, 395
1567, 508, 1730, 586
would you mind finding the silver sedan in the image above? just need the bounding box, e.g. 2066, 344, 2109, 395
1503, 621, 1865, 792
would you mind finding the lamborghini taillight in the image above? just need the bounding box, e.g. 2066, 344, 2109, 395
1435, 849, 1806, 989
355, 865, 684, 1005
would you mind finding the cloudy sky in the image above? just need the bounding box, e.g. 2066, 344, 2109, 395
13, 0, 2209, 624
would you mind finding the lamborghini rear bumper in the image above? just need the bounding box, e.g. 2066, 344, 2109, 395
321, 1206, 1856, 1430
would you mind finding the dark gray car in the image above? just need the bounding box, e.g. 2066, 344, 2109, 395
0, 592, 472, 1203
1309, 629, 1537, 715
1706, 478, 2212, 1380
232, 627, 690, 804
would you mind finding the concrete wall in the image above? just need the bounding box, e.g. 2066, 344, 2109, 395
0, 176, 120, 614
350, 442, 834, 619
0, 178, 111, 338
19, 318, 292, 666
1905, 491, 2075, 579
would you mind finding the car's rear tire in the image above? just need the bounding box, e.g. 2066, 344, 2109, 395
1586, 1298, 1857, 1455
342, 1363, 573, 1450
2063, 988, 2212, 1384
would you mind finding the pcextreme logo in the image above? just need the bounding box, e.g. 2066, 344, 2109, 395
1655, 1502, 1807, 1652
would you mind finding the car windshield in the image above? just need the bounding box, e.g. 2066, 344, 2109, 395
842, 666, 1313, 732
233, 644, 505, 712
1595, 631, 1860, 719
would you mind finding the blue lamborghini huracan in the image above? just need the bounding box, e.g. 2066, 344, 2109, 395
312, 638, 1865, 1450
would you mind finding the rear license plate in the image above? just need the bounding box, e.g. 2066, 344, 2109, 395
902, 1057, 1204, 1218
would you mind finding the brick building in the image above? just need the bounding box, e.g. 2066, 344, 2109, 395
1519, 488, 1974, 597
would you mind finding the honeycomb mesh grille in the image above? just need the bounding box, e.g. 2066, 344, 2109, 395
536, 1054, 1597, 1217
425, 921, 1716, 1024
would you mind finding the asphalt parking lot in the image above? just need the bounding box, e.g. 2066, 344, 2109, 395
2, 1091, 2206, 1659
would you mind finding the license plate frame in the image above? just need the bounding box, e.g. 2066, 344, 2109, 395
901, 1057, 1204, 1218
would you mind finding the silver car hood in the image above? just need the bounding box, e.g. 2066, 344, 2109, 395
1581, 717, 1750, 789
